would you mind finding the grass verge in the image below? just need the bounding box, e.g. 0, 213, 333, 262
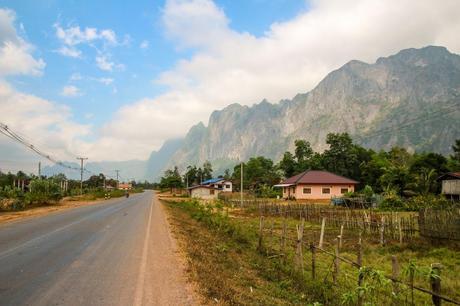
163, 199, 336, 305
164, 199, 460, 305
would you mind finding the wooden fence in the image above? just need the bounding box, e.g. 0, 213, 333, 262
419, 207, 460, 241
255, 215, 460, 305
224, 199, 419, 244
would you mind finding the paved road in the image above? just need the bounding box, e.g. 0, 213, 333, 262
0, 191, 195, 306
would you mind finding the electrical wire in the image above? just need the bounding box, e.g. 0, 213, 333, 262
0, 122, 118, 180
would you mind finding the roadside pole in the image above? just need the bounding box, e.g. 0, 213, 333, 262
77, 157, 88, 195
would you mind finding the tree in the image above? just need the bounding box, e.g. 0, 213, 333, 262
322, 133, 358, 178
202, 161, 213, 180
159, 167, 183, 189
360, 151, 389, 192
278, 151, 297, 178
85, 173, 105, 188
451, 139, 460, 161
223, 169, 231, 180
409, 153, 447, 194
184, 165, 199, 186
233, 156, 280, 194
448, 139, 460, 171
294, 140, 313, 171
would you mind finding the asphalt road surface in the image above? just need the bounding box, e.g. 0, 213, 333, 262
0, 190, 195, 306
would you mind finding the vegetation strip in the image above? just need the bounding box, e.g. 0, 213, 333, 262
164, 198, 460, 305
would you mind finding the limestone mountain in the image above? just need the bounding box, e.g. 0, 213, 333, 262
161, 46, 460, 175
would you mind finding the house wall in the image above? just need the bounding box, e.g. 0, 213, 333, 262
282, 184, 355, 200
212, 180, 233, 192
190, 187, 219, 200
442, 180, 460, 195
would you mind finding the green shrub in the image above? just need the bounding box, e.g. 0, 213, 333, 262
378, 189, 405, 211
404, 194, 452, 211
25, 179, 62, 205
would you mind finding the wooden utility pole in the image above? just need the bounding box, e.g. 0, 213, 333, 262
38, 161, 41, 178
77, 157, 88, 195
115, 170, 120, 189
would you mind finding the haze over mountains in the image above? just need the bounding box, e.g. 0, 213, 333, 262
45, 46, 460, 181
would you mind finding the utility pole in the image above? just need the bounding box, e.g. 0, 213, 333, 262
240, 162, 243, 207
77, 157, 88, 195
38, 161, 41, 179
115, 170, 120, 189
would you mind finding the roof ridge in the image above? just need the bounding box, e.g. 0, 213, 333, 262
295, 170, 310, 184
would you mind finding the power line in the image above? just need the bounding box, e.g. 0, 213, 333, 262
0, 122, 117, 182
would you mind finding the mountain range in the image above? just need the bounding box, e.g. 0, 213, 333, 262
44, 46, 460, 181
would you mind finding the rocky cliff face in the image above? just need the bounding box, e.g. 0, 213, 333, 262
162, 46, 460, 174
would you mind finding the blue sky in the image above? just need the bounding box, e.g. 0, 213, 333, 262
0, 0, 459, 168
0, 0, 307, 127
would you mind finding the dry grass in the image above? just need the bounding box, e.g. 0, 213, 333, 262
163, 200, 324, 305
164, 199, 460, 305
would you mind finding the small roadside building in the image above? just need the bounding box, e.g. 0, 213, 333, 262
188, 178, 232, 200
437, 172, 460, 200
274, 170, 358, 200
118, 183, 132, 190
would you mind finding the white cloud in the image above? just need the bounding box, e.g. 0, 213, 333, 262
54, 24, 118, 46
140, 40, 149, 49
0, 9, 88, 167
0, 9, 45, 76
96, 77, 113, 85
56, 46, 82, 58
88, 0, 460, 160
0, 81, 91, 162
95, 55, 114, 71
61, 85, 82, 97
69, 72, 82, 81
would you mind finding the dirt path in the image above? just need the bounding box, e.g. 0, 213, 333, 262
136, 192, 197, 305
0, 198, 109, 224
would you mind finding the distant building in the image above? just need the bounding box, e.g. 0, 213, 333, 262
118, 183, 132, 190
188, 178, 232, 199
438, 172, 460, 200
274, 170, 358, 200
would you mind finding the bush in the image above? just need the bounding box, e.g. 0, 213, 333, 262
378, 189, 405, 211
25, 179, 62, 205
404, 194, 452, 211
258, 184, 281, 198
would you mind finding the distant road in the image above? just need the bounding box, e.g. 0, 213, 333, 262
0, 190, 195, 306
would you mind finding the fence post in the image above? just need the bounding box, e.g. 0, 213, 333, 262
258, 216, 264, 251
295, 218, 305, 273
280, 217, 287, 262
392, 256, 400, 304
333, 236, 340, 284
398, 217, 403, 244
357, 233, 363, 306
339, 223, 344, 250
319, 217, 326, 248
380, 216, 385, 246
310, 242, 316, 280
430, 263, 442, 306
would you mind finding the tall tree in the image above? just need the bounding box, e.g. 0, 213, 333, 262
294, 140, 313, 171
202, 161, 213, 180
278, 151, 297, 178
322, 133, 358, 178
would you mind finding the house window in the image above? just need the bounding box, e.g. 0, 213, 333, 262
225, 184, 231, 189
303, 187, 311, 194
341, 188, 348, 194
283, 187, 286, 193
210, 189, 215, 195
322, 187, 331, 194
